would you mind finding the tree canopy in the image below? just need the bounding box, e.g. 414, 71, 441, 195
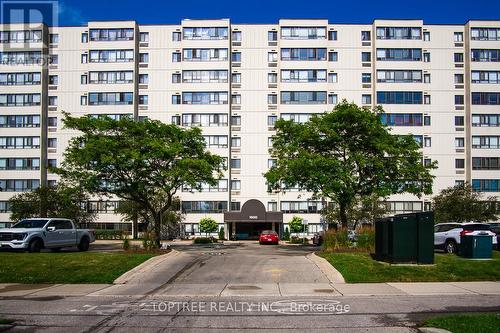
433, 183, 498, 223
57, 114, 225, 246
265, 101, 436, 228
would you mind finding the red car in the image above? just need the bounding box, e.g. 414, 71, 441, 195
259, 230, 279, 245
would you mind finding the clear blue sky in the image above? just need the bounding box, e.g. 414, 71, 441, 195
4, 0, 500, 26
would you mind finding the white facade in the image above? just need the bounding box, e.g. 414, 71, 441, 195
1, 19, 499, 236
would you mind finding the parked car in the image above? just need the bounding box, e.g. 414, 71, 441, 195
312, 230, 325, 246
434, 222, 497, 254
488, 222, 500, 251
259, 230, 279, 245
0, 218, 95, 252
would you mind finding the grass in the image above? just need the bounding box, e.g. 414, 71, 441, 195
0, 318, 14, 325
423, 313, 500, 333
320, 251, 500, 283
0, 252, 157, 284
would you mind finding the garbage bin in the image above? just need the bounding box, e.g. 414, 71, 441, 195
375, 217, 391, 261
460, 235, 493, 259
416, 211, 434, 264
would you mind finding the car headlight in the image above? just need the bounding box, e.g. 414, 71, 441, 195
13, 233, 27, 241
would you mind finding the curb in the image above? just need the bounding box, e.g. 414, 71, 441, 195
113, 250, 177, 284
418, 328, 452, 333
307, 252, 346, 284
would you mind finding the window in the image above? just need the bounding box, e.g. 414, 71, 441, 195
361, 52, 371, 62
472, 136, 500, 149
0, 30, 42, 43
172, 95, 181, 104
49, 75, 58, 85
471, 28, 500, 41
454, 32, 463, 42
268, 31, 277, 41
172, 52, 181, 62
328, 94, 338, 104
424, 95, 431, 104
181, 201, 227, 213
424, 73, 431, 83
362, 94, 371, 104
171, 116, 180, 125
0, 179, 40, 192
231, 94, 241, 104
455, 137, 465, 147
0, 158, 41, 170
80, 96, 87, 105
472, 92, 500, 105
268, 94, 277, 104
81, 33, 88, 43
89, 49, 134, 63
183, 48, 229, 61
455, 159, 465, 169
328, 73, 338, 83
172, 31, 181, 41
376, 91, 423, 104
48, 96, 57, 106
232, 31, 242, 41
48, 138, 57, 148
455, 74, 464, 84
182, 70, 228, 83
281, 48, 326, 61
471, 179, 500, 192
88, 92, 133, 105
88, 71, 133, 84
281, 91, 327, 104
172, 73, 181, 83
0, 72, 41, 85
181, 114, 228, 127
268, 73, 277, 83
183, 179, 228, 192
231, 137, 241, 147
81, 75, 87, 85
376, 27, 422, 40
472, 157, 500, 170
280, 201, 327, 213
268, 52, 277, 62
423, 52, 431, 62
138, 95, 148, 105
281, 69, 327, 83
362, 73, 371, 83
0, 115, 40, 128
472, 114, 500, 127
0, 51, 42, 65
183, 27, 228, 40
182, 92, 228, 105
50, 55, 58, 64
232, 52, 241, 62
231, 73, 241, 83
328, 51, 338, 61
454, 53, 464, 62
281, 113, 313, 123
267, 115, 277, 126
139, 74, 148, 84
281, 27, 326, 40
0, 136, 40, 149
231, 116, 241, 126
203, 136, 228, 148
268, 159, 277, 168
423, 31, 430, 41
230, 159, 241, 168
361, 31, 371, 41
139, 32, 149, 42
471, 49, 500, 62
49, 33, 59, 43
424, 137, 432, 147
424, 159, 432, 167
268, 202, 277, 212
47, 117, 57, 127
139, 53, 149, 63
89, 28, 134, 41
455, 116, 464, 126
268, 137, 274, 147
455, 95, 464, 105
376, 48, 422, 61
81, 54, 88, 63
377, 70, 422, 83
0, 94, 41, 106
231, 202, 241, 211
328, 30, 337, 40
471, 71, 500, 83
379, 113, 423, 126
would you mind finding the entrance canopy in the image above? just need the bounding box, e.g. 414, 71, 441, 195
224, 199, 283, 223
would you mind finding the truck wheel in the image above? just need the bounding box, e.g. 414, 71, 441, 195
28, 239, 43, 253
444, 240, 457, 254
78, 237, 90, 252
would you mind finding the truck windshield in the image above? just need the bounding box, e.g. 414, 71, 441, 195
12, 220, 49, 228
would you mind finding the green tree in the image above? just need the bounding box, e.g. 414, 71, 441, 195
283, 226, 290, 241
9, 183, 96, 226
57, 114, 224, 247
265, 101, 436, 228
288, 216, 304, 234
218, 226, 225, 240
199, 217, 218, 237
433, 183, 498, 223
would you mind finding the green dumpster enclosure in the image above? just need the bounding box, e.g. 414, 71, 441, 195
459, 235, 493, 259
375, 212, 434, 264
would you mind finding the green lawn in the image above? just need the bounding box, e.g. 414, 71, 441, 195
0, 252, 157, 284
423, 313, 500, 333
320, 251, 500, 283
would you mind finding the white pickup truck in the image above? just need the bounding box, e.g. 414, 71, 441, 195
0, 218, 95, 252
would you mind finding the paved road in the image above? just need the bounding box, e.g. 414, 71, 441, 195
0, 241, 499, 332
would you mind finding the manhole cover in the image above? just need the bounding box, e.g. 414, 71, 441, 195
314, 289, 335, 293
228, 285, 261, 290
204, 252, 224, 256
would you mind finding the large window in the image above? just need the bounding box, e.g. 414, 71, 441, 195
472, 114, 500, 127
280, 201, 326, 213
203, 135, 228, 148
472, 157, 500, 170
0, 30, 42, 43
183, 27, 228, 40
471, 71, 500, 84
183, 48, 228, 61
281, 113, 313, 124
181, 201, 227, 213
0, 51, 41, 65
89, 114, 132, 121
0, 137, 40, 149
281, 69, 327, 83
376, 27, 422, 40
0, 179, 40, 192
89, 50, 134, 63
183, 179, 228, 192
376, 70, 422, 83
182, 92, 228, 105
182, 70, 228, 83
0, 115, 40, 128
182, 114, 228, 127
471, 28, 500, 41
471, 49, 500, 62
472, 136, 500, 149
88, 92, 133, 105
281, 48, 326, 61
280, 27, 326, 40
0, 72, 41, 85
0, 94, 40, 106
0, 158, 40, 170
376, 91, 423, 104
281, 91, 327, 104
385, 201, 423, 214
89, 28, 134, 41
472, 179, 500, 192
472, 92, 500, 105
376, 48, 422, 61
380, 113, 423, 126
88, 71, 133, 84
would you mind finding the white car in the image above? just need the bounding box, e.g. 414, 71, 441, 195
434, 222, 498, 254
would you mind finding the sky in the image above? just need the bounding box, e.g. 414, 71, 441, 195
49, 0, 500, 26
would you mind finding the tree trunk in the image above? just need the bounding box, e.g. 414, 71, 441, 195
339, 201, 348, 229
154, 213, 161, 248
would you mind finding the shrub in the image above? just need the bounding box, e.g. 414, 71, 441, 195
142, 231, 157, 251
356, 226, 375, 252
218, 226, 225, 240
289, 236, 309, 244
193, 237, 214, 244
94, 230, 126, 240
323, 228, 350, 251
283, 227, 290, 241
122, 238, 130, 251
288, 216, 305, 234
199, 217, 218, 236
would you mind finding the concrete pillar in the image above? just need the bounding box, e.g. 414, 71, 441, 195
272, 222, 275, 231
232, 222, 236, 240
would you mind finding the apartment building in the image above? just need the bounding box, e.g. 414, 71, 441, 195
1, 19, 499, 239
